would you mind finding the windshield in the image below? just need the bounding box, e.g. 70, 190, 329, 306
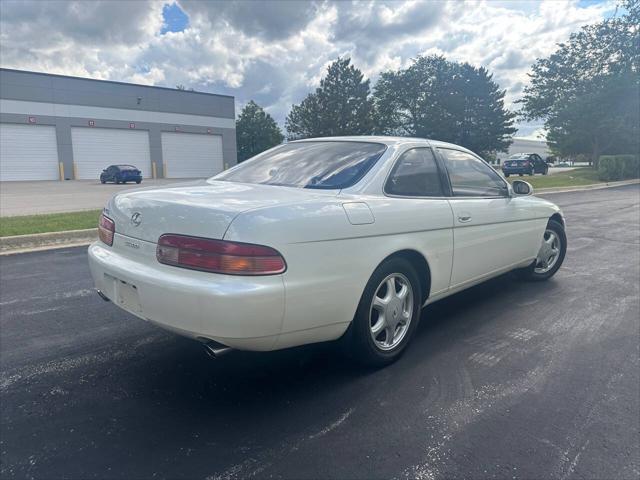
117, 165, 138, 170
214, 141, 387, 189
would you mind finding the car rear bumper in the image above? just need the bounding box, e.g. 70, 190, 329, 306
502, 167, 531, 174
88, 235, 286, 350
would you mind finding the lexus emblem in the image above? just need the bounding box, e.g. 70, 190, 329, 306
130, 212, 142, 227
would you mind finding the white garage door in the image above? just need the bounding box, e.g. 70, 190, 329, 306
0, 124, 59, 181
162, 132, 223, 178
71, 128, 151, 180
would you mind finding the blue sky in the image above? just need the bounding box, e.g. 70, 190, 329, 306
0, 0, 617, 139
161, 2, 189, 34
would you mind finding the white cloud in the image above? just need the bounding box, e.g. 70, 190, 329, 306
0, 0, 614, 135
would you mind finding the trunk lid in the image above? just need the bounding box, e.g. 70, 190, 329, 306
105, 180, 337, 243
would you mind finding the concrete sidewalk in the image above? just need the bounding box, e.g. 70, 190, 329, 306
0, 179, 201, 217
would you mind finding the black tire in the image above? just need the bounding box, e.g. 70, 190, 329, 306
516, 219, 567, 281
519, 173, 523, 176
136, 180, 141, 184
100, 179, 106, 184
346, 257, 422, 367
504, 173, 510, 178
543, 167, 548, 175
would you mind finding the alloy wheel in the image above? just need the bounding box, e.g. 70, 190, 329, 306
535, 229, 561, 274
369, 273, 414, 351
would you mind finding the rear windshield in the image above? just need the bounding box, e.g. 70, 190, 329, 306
214, 141, 387, 189
117, 165, 138, 170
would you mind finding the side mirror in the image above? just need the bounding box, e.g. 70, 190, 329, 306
512, 180, 533, 196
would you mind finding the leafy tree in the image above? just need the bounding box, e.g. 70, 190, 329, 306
286, 58, 375, 139
236, 101, 284, 162
373, 55, 516, 156
519, 1, 639, 166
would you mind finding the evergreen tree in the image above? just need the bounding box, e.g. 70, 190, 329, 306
286, 58, 375, 139
236, 101, 284, 162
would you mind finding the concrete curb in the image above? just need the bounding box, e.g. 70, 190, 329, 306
0, 228, 97, 255
0, 180, 637, 255
536, 179, 639, 195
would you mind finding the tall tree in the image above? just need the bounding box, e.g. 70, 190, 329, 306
373, 55, 516, 156
519, 1, 639, 165
286, 58, 375, 139
236, 101, 284, 162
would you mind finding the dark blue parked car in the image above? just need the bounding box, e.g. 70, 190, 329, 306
100, 165, 143, 184
501, 153, 549, 177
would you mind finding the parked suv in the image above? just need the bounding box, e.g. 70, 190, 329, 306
502, 153, 549, 177
100, 165, 143, 184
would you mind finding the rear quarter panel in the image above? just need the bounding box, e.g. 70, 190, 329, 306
223, 196, 454, 348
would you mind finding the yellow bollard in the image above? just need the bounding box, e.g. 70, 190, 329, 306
163, 162, 168, 178
59, 162, 65, 181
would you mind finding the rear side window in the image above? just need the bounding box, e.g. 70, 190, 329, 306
439, 149, 507, 197
215, 141, 387, 189
385, 148, 444, 197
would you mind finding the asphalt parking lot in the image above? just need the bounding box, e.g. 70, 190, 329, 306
1, 185, 638, 479
0, 179, 196, 217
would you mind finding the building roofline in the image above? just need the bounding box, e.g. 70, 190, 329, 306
0, 67, 234, 100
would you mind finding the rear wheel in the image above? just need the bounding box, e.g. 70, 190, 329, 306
517, 219, 567, 281
347, 257, 421, 367
504, 173, 510, 178
136, 180, 141, 184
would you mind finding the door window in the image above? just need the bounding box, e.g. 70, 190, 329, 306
439, 149, 508, 197
385, 148, 444, 197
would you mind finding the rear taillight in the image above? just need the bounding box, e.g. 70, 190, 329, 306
156, 234, 286, 276
524, 161, 530, 166
98, 214, 115, 246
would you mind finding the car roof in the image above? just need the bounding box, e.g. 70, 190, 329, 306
288, 135, 477, 155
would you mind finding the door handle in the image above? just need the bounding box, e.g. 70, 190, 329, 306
458, 214, 472, 223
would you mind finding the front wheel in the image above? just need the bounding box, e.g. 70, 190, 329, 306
135, 180, 141, 184
517, 219, 567, 281
346, 257, 422, 367
504, 173, 510, 178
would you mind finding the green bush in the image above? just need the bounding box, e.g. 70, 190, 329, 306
598, 154, 640, 181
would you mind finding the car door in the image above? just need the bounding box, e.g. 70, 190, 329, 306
383, 147, 454, 299
437, 148, 541, 288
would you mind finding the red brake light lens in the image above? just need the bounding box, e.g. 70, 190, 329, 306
98, 214, 115, 246
156, 234, 286, 276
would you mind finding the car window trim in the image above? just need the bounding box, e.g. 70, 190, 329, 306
437, 147, 510, 199
382, 147, 447, 199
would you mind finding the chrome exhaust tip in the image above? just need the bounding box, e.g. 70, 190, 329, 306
203, 342, 233, 359
96, 290, 110, 302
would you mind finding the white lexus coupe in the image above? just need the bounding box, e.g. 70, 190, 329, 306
89, 137, 566, 366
